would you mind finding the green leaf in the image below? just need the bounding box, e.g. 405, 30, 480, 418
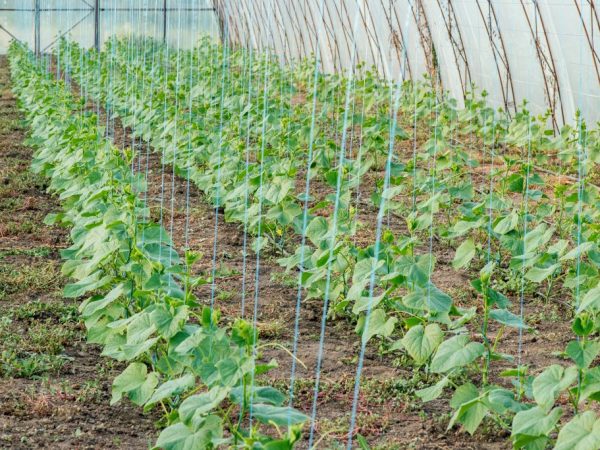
352, 258, 383, 283
511, 406, 562, 449
145, 374, 195, 409
263, 178, 293, 204
64, 272, 112, 298
488, 388, 527, 414
266, 201, 301, 226
507, 174, 525, 193
252, 404, 308, 426
453, 238, 476, 270
403, 284, 452, 313
305, 216, 328, 247
489, 309, 527, 328
155, 423, 205, 450
216, 357, 241, 386
555, 411, 600, 450
580, 367, 600, 403
532, 365, 578, 410
415, 374, 450, 402
230, 386, 286, 407
493, 211, 518, 235
81, 282, 128, 317
430, 335, 485, 374
452, 218, 484, 237
401, 324, 443, 365
525, 264, 560, 283
577, 283, 600, 313
357, 309, 397, 344
139, 224, 173, 246
566, 340, 600, 369
151, 305, 189, 339
448, 383, 488, 435
155, 415, 223, 450
111, 362, 158, 406
561, 242, 595, 261
548, 239, 569, 256
178, 387, 229, 424
351, 292, 385, 315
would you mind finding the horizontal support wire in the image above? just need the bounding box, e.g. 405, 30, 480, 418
0, 8, 215, 11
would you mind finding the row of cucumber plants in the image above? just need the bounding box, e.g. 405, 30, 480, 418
56, 37, 600, 448
9, 41, 308, 449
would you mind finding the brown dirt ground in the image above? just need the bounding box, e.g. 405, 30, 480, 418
0, 55, 157, 449
3, 52, 582, 450
90, 76, 575, 449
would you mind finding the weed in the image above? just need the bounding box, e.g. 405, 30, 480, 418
270, 269, 298, 288
10, 300, 78, 323
216, 289, 235, 301
0, 261, 62, 300
0, 246, 53, 258
257, 319, 285, 339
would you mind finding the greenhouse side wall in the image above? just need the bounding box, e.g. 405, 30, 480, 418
213, 0, 600, 129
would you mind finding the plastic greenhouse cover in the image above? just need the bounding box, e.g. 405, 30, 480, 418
214, 0, 600, 128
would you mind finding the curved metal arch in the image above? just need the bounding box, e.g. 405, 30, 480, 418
250, 1, 270, 49
418, 1, 465, 103
388, 0, 416, 81
358, 0, 389, 77
236, 0, 256, 48
573, 0, 600, 86
474, 0, 517, 114
373, 0, 406, 80
411, 0, 440, 85
327, 0, 353, 73
519, 0, 566, 128
211, 0, 600, 126
319, 1, 341, 73
303, 0, 335, 73
437, 0, 473, 97
268, 1, 291, 61
283, 1, 308, 63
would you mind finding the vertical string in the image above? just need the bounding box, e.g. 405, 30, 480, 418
183, 0, 200, 251
346, 3, 413, 447
288, 0, 326, 421
157, 0, 172, 262
307, 1, 365, 447
248, 0, 276, 426
208, 0, 231, 311
239, 10, 256, 318
573, 0, 587, 398
168, 0, 183, 270
517, 0, 537, 377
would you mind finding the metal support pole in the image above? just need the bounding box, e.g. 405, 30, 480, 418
94, 0, 100, 51
34, 0, 40, 56
163, 0, 167, 43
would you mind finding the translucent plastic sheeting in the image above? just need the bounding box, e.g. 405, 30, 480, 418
214, 0, 600, 128
0, 12, 34, 53
0, 0, 219, 54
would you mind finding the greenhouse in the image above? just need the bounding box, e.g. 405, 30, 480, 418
0, 1, 599, 448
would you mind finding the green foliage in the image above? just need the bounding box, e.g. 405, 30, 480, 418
9, 42, 305, 448
48, 34, 600, 448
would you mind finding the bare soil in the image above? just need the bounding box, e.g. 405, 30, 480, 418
93, 77, 572, 449
0, 55, 157, 449
1, 51, 579, 450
